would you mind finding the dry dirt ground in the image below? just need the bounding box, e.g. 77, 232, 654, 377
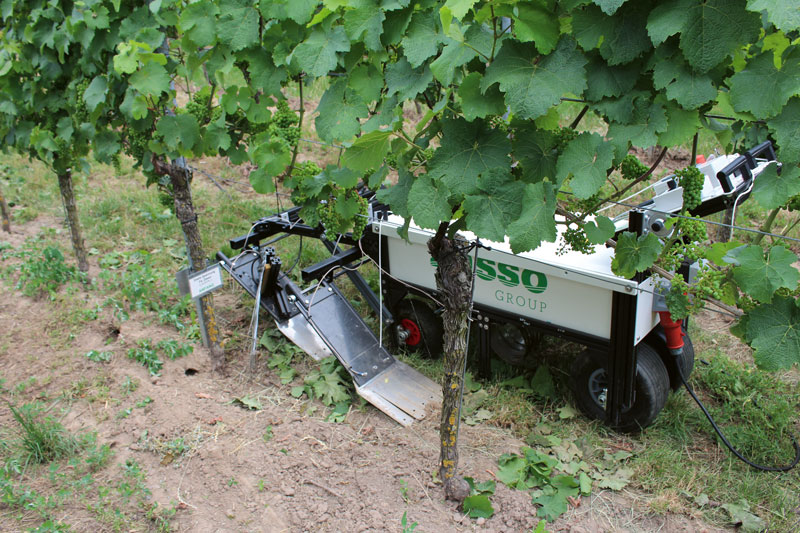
0, 219, 729, 533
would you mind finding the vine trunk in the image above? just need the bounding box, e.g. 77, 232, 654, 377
428, 223, 472, 502
153, 157, 225, 373
0, 181, 10, 232
56, 168, 88, 272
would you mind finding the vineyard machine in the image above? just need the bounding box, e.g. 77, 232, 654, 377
218, 141, 777, 432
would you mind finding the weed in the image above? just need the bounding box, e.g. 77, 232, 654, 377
227, 477, 238, 487
85, 350, 113, 363
127, 340, 162, 375
258, 479, 266, 491
399, 478, 410, 504
6, 402, 80, 468
401, 511, 417, 533
120, 376, 139, 395
14, 245, 80, 298
262, 426, 273, 443
156, 339, 193, 360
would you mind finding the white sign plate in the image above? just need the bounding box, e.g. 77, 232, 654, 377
188, 263, 223, 299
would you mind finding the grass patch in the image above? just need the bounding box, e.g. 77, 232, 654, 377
4, 402, 80, 470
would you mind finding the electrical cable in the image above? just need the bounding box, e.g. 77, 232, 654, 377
675, 355, 800, 472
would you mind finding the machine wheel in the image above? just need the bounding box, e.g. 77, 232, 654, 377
570, 343, 670, 433
489, 322, 540, 368
393, 299, 443, 358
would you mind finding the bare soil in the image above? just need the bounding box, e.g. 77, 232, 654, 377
0, 218, 729, 533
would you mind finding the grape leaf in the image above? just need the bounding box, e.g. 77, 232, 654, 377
556, 132, 616, 197
728, 245, 799, 303
728, 51, 800, 119
533, 489, 569, 521
342, 130, 392, 172
745, 297, 800, 370
680, 0, 761, 72
515, 3, 559, 54
347, 64, 384, 102
376, 169, 413, 217
751, 164, 800, 210
458, 72, 506, 121
178, 1, 218, 47
514, 126, 558, 183
217, 3, 259, 52
652, 54, 717, 110
291, 26, 350, 78
385, 57, 433, 101
646, 0, 693, 46
407, 174, 453, 229
427, 118, 511, 197
746, 0, 800, 32
482, 38, 588, 120
129, 61, 170, 96
445, 0, 478, 20
314, 78, 368, 142
507, 182, 557, 253
83, 76, 108, 112
611, 232, 662, 278
402, 12, 441, 67
770, 98, 800, 164
260, 0, 318, 24
607, 98, 667, 148
464, 168, 524, 242
156, 114, 200, 154
344, 1, 386, 51
430, 23, 493, 86
583, 216, 616, 244
584, 56, 639, 101
594, 0, 628, 15
462, 494, 494, 519
572, 3, 651, 65
658, 102, 701, 147
310, 372, 350, 406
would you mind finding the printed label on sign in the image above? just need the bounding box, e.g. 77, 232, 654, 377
188, 264, 223, 299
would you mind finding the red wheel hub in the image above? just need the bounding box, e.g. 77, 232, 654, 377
400, 318, 422, 346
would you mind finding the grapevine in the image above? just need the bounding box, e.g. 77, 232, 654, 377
316, 189, 369, 239
186, 91, 214, 125
619, 154, 649, 181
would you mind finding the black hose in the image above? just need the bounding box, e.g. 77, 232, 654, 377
676, 356, 800, 472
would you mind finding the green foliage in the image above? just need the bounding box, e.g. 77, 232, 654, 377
5, 403, 80, 468
291, 357, 353, 409
462, 477, 496, 519
127, 340, 162, 376
11, 245, 79, 298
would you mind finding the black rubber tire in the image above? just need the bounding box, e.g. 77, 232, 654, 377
393, 299, 443, 358
570, 342, 670, 433
489, 322, 540, 368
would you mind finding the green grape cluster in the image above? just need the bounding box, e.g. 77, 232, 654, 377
676, 166, 704, 211
124, 128, 151, 162
316, 190, 369, 239
385, 151, 399, 169
619, 154, 648, 181
351, 194, 369, 240
694, 266, 727, 301
295, 160, 322, 179
268, 100, 300, 147
554, 127, 577, 153
74, 79, 90, 124
186, 91, 214, 125
677, 217, 706, 243
557, 226, 594, 255
665, 276, 692, 320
